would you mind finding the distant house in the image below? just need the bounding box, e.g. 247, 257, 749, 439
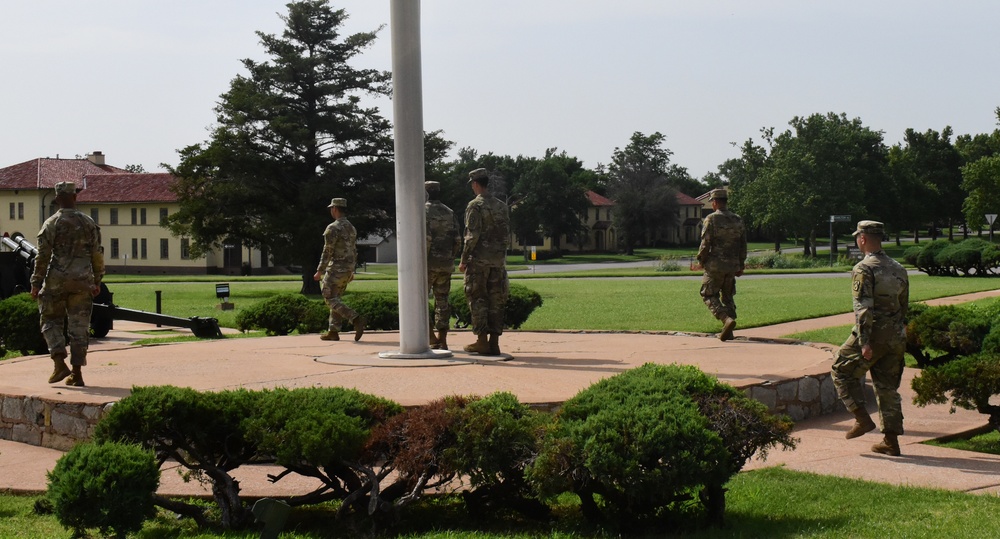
0, 152, 267, 275
357, 233, 398, 263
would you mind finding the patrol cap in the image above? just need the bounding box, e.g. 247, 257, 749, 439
327, 197, 347, 208
852, 220, 884, 237
424, 181, 440, 192
468, 168, 489, 186
709, 188, 728, 201
54, 182, 76, 196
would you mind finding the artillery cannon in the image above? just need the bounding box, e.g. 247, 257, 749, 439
1, 232, 222, 339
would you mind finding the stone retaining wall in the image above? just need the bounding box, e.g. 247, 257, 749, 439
0, 373, 848, 450
0, 394, 113, 451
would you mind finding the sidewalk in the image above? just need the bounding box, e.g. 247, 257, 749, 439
2, 289, 1000, 498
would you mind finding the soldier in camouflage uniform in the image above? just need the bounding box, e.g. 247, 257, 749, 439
832, 220, 909, 456
696, 188, 747, 341
30, 181, 105, 387
425, 181, 461, 350
458, 168, 510, 355
312, 198, 366, 342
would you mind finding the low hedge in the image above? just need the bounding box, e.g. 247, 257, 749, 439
905, 238, 1000, 276
0, 293, 47, 355
71, 366, 794, 533
449, 282, 543, 330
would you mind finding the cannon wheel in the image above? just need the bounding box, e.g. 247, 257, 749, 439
90, 283, 114, 338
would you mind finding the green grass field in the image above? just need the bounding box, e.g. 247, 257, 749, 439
5, 467, 1000, 538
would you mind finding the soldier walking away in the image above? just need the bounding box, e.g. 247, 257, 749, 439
458, 168, 510, 355
696, 188, 747, 341
425, 181, 461, 350
832, 220, 909, 456
313, 198, 366, 342
31, 181, 104, 387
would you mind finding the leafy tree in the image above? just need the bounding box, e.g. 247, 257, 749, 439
958, 108, 1000, 234
510, 149, 591, 252
604, 132, 680, 254
165, 1, 394, 293
722, 136, 777, 249
886, 128, 963, 242
735, 113, 887, 256
124, 163, 146, 173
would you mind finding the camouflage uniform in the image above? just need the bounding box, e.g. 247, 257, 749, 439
31, 206, 104, 367
832, 247, 909, 436
426, 198, 461, 331
697, 204, 747, 322
317, 215, 359, 332
462, 192, 510, 336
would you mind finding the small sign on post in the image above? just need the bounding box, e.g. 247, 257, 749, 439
987, 214, 997, 243
216, 283, 234, 311
829, 215, 851, 266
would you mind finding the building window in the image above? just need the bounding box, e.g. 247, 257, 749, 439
110, 238, 119, 259
159, 208, 168, 225
131, 208, 137, 225
90, 208, 99, 224
131, 238, 138, 259
180, 238, 190, 260
140, 208, 147, 225
160, 239, 169, 259
110, 208, 119, 225
18, 202, 24, 220
140, 238, 148, 259
8, 203, 13, 220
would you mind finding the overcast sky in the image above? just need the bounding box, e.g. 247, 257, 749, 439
3, 1, 999, 179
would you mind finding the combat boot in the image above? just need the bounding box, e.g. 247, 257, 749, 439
65, 366, 85, 387
429, 326, 440, 347
871, 434, 901, 456
719, 317, 736, 341
353, 315, 367, 342
48, 355, 72, 384
320, 330, 340, 341
435, 328, 449, 351
463, 334, 490, 354
488, 333, 501, 355
845, 407, 877, 439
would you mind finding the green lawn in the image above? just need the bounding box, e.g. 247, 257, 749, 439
5, 467, 1000, 538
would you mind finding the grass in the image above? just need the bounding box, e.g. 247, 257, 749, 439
5, 467, 1000, 538
927, 430, 1000, 456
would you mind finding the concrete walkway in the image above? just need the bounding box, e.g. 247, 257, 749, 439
2, 289, 1000, 498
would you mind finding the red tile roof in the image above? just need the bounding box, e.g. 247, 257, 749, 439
0, 157, 177, 203
77, 174, 178, 203
585, 190, 614, 206
675, 192, 702, 206
0, 158, 127, 190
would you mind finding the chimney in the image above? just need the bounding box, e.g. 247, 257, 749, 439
87, 151, 105, 165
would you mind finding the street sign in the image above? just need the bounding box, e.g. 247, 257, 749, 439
830, 215, 851, 223
987, 214, 997, 225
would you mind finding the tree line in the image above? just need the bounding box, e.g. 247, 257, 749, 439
163, 1, 1000, 293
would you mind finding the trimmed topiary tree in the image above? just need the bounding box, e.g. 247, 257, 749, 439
93, 385, 260, 530
46, 441, 159, 539
905, 304, 993, 367
527, 363, 795, 530
912, 352, 1000, 435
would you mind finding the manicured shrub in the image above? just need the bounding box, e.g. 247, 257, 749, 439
936, 243, 981, 275
907, 238, 1000, 276
906, 305, 993, 367
46, 441, 159, 539
449, 282, 543, 330
0, 292, 47, 355
94, 385, 260, 530
902, 245, 923, 267
236, 293, 313, 335
297, 298, 330, 334
450, 392, 551, 518
527, 363, 795, 529
912, 352, 1000, 435
341, 291, 400, 331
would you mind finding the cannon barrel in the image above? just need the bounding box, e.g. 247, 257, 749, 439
1, 233, 37, 262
